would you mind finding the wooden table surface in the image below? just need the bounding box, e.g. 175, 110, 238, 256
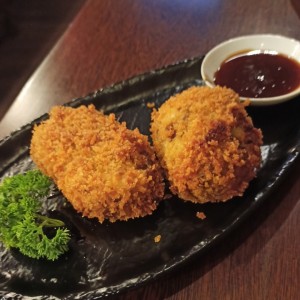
1, 0, 300, 299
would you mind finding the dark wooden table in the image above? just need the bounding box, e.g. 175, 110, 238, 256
1, 0, 300, 299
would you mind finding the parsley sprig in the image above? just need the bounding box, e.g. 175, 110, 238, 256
0, 170, 70, 260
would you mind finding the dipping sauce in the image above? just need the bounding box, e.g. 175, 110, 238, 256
214, 50, 300, 98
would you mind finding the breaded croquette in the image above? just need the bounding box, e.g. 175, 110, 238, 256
30, 105, 165, 223
150, 86, 263, 203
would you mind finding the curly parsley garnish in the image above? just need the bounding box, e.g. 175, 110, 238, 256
0, 170, 70, 260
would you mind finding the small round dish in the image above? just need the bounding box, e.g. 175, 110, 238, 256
201, 34, 300, 105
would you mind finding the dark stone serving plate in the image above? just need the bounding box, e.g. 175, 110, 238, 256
0, 56, 300, 299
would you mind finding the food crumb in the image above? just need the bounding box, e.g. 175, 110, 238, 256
154, 234, 161, 243
147, 102, 155, 108
196, 211, 206, 220
163, 193, 172, 200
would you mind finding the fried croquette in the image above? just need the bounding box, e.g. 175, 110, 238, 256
30, 104, 165, 223
150, 86, 263, 203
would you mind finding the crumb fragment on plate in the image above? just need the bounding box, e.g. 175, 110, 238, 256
163, 193, 173, 200
196, 211, 206, 220
146, 102, 155, 108
154, 234, 161, 243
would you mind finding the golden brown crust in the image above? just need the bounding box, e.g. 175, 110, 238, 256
30, 104, 165, 223
150, 86, 263, 203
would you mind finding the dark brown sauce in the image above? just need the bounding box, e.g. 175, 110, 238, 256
214, 50, 300, 98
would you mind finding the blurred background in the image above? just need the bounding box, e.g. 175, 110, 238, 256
0, 0, 84, 119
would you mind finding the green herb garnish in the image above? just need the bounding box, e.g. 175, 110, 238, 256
0, 170, 70, 260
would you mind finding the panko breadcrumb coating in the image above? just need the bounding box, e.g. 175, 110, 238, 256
150, 86, 263, 203
30, 104, 165, 223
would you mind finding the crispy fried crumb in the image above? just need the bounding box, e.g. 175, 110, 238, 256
154, 235, 161, 243
196, 212, 206, 220
163, 193, 173, 200
146, 102, 155, 108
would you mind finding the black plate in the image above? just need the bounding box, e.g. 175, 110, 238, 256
0, 57, 300, 299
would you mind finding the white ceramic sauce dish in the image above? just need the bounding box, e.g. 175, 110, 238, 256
201, 34, 300, 105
